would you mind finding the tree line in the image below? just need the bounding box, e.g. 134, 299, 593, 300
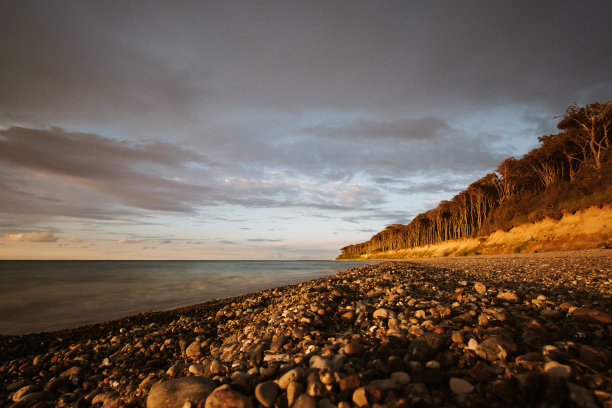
338, 101, 611, 259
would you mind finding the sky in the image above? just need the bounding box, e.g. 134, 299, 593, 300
1, 1, 611, 260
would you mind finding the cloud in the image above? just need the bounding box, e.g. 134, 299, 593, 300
248, 238, 283, 243
302, 117, 451, 141
117, 238, 143, 244
3, 231, 58, 242
65, 236, 83, 243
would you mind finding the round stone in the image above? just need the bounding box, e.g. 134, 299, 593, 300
449, 377, 474, 395
147, 377, 215, 408
254, 381, 278, 408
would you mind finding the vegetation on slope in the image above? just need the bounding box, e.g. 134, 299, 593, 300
338, 101, 612, 259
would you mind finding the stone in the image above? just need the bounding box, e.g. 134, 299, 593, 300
544, 361, 571, 379
344, 342, 365, 356
373, 308, 392, 319
286, 381, 303, 406
278, 367, 304, 389
270, 335, 287, 353
185, 341, 201, 359
91, 391, 119, 406
189, 364, 206, 376
567, 383, 598, 408
451, 331, 464, 344
390, 371, 410, 385
59, 366, 81, 379
497, 291, 519, 303
12, 385, 42, 402
254, 381, 278, 408
468, 362, 491, 382
475, 336, 517, 361
473, 282, 486, 294
368, 377, 401, 391
309, 355, 332, 370
572, 308, 612, 324
204, 388, 253, 408
291, 393, 317, 408
449, 377, 474, 395
352, 386, 381, 407
406, 332, 445, 362
340, 374, 361, 391
147, 377, 215, 408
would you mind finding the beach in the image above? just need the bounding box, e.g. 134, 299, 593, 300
1, 249, 611, 407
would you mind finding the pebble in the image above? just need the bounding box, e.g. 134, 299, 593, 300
292, 393, 317, 408
254, 381, 278, 408
204, 387, 252, 408
147, 377, 216, 408
1, 250, 610, 408
449, 377, 474, 395
278, 367, 304, 389
344, 342, 365, 356
474, 282, 487, 294
544, 361, 571, 379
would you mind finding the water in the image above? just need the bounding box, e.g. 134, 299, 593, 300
0, 260, 374, 335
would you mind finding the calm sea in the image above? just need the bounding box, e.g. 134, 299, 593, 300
0, 260, 374, 335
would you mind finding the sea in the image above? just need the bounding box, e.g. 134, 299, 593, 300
0, 260, 375, 336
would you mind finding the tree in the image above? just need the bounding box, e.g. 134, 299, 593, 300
557, 101, 611, 171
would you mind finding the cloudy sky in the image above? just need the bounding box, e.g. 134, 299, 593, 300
1, 1, 611, 259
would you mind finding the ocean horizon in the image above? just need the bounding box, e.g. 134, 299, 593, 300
0, 260, 376, 336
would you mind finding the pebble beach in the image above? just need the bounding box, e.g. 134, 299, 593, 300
1, 249, 611, 408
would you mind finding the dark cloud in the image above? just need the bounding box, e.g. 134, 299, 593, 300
1, 1, 611, 246
248, 238, 283, 243
302, 117, 451, 141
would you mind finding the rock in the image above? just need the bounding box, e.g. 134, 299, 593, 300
309, 355, 332, 370
368, 377, 401, 391
489, 379, 514, 404
473, 282, 486, 294
468, 362, 491, 382
204, 388, 252, 408
255, 381, 278, 408
59, 366, 81, 379
291, 393, 317, 408
278, 367, 304, 389
344, 342, 365, 356
340, 374, 361, 391
451, 331, 464, 344
270, 335, 287, 353
6, 380, 29, 392
572, 308, 612, 324
449, 377, 474, 395
475, 336, 517, 361
390, 371, 410, 385
373, 308, 394, 319
286, 381, 303, 406
189, 364, 206, 376
14, 392, 56, 405
147, 377, 215, 408
544, 361, 571, 379
254, 381, 278, 408
497, 291, 519, 303
91, 391, 119, 406
406, 332, 445, 362
185, 342, 201, 359
12, 385, 42, 402
567, 383, 598, 408
352, 386, 381, 407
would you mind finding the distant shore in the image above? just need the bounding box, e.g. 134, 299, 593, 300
1, 249, 611, 407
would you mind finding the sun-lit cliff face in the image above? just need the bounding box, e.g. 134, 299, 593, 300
337, 205, 611, 259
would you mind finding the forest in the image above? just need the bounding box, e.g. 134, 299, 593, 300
338, 101, 612, 259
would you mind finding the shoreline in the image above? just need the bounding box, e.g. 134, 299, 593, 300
2, 249, 611, 407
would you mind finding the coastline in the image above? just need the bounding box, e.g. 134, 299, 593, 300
2, 249, 611, 407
